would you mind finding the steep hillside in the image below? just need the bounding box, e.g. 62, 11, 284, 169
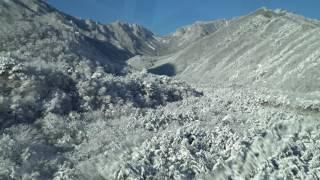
154, 20, 228, 54
148, 8, 320, 93
127, 20, 228, 70
0, 0, 166, 70
0, 1, 203, 179
1, 1, 320, 180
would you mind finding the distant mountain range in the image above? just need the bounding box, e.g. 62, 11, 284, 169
4, 0, 319, 94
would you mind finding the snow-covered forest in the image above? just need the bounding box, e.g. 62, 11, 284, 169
0, 0, 320, 179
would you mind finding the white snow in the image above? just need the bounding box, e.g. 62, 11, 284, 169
0, 2, 320, 180
146, 42, 156, 50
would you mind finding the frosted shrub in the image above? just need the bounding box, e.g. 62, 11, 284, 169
0, 60, 79, 128
115, 124, 238, 179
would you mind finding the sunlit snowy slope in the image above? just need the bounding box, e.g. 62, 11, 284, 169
0, 1, 320, 180
142, 8, 320, 94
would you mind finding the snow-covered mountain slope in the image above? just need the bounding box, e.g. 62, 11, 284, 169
1, 1, 320, 180
127, 20, 228, 72
0, 0, 166, 69
160, 20, 228, 53
0, 1, 203, 178
148, 8, 320, 93
0, 0, 206, 130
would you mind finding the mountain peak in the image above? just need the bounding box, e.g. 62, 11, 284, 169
165, 19, 227, 46
108, 21, 155, 43
249, 7, 294, 19
0, 0, 54, 19
111, 21, 153, 34
249, 7, 320, 27
250, 7, 280, 18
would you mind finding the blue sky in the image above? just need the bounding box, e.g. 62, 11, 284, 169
47, 0, 320, 35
